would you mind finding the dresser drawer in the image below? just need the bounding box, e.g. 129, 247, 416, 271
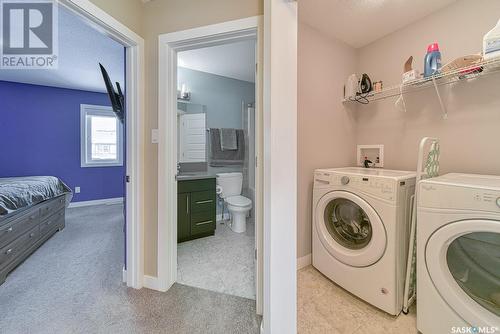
190, 211, 215, 236
39, 196, 66, 220
0, 210, 39, 248
40, 209, 64, 237
190, 191, 216, 213
0, 226, 40, 268
178, 178, 216, 194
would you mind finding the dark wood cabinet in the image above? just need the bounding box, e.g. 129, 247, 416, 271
177, 178, 216, 243
0, 195, 66, 285
177, 193, 191, 242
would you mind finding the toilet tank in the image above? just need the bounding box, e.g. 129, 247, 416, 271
216, 172, 243, 198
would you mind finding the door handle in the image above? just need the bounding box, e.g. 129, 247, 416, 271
195, 220, 213, 226
196, 200, 213, 204
186, 195, 190, 214
5, 249, 12, 255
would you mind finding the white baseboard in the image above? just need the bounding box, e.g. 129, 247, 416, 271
143, 275, 163, 291
123, 270, 165, 292
297, 253, 312, 270
68, 197, 124, 208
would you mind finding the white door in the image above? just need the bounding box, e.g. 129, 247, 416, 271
426, 219, 500, 326
179, 113, 206, 162
315, 191, 387, 267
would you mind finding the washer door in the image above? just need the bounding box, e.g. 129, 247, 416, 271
426, 220, 500, 326
315, 191, 387, 267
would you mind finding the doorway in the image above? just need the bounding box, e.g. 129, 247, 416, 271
175, 41, 257, 299
0, 0, 143, 288
158, 17, 263, 313
58, 0, 144, 288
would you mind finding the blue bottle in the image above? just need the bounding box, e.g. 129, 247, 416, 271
424, 43, 442, 77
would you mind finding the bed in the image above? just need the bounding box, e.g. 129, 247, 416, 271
0, 176, 72, 285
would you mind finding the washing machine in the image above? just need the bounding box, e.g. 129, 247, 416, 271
417, 173, 500, 334
312, 167, 416, 315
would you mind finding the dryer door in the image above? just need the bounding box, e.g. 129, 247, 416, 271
426, 220, 500, 327
315, 190, 387, 267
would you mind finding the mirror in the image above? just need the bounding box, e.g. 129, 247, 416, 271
178, 102, 207, 163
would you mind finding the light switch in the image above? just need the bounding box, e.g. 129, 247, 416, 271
151, 129, 159, 144
75, 187, 81, 194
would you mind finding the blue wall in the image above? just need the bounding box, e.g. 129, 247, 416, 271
0, 81, 125, 202
178, 67, 255, 129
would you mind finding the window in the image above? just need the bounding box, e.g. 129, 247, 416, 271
80, 104, 123, 167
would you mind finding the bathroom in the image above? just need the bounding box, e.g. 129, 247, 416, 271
175, 40, 257, 299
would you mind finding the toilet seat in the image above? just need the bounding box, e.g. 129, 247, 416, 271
225, 195, 252, 207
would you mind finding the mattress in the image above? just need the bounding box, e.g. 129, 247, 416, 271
0, 176, 72, 216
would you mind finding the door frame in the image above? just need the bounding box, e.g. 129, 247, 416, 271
60, 0, 145, 289
157, 16, 263, 312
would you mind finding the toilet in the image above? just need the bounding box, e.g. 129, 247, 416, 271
216, 172, 252, 233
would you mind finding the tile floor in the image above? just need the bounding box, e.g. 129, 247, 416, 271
177, 219, 256, 300
298, 265, 418, 334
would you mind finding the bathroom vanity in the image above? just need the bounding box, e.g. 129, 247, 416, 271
177, 175, 216, 243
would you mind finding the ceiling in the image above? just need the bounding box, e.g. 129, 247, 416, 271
299, 0, 457, 48
0, 6, 124, 93
178, 40, 256, 83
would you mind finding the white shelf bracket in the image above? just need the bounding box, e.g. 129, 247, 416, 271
431, 77, 448, 119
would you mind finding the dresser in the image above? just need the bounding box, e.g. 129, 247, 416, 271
0, 195, 66, 284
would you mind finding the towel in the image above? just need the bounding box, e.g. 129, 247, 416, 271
209, 128, 245, 166
220, 128, 238, 151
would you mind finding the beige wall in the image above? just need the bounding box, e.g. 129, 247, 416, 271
142, 0, 263, 276
297, 0, 500, 258
356, 0, 500, 175
88, 0, 144, 36
88, 0, 263, 276
297, 22, 357, 258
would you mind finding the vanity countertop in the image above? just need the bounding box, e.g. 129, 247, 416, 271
176, 172, 216, 181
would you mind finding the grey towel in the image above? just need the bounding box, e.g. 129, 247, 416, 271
209, 128, 245, 166
220, 128, 238, 150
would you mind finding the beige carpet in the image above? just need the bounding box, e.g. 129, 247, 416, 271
0, 204, 260, 334
298, 266, 417, 334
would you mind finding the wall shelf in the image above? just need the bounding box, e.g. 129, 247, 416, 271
342, 57, 500, 118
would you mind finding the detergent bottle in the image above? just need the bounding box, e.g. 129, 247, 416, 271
424, 43, 442, 78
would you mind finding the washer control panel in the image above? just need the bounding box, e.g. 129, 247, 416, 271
314, 171, 399, 201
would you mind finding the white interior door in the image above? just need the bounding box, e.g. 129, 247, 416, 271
179, 113, 206, 162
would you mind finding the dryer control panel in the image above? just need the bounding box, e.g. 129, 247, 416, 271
314, 171, 399, 202
419, 183, 500, 213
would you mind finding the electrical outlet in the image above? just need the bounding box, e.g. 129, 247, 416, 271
75, 187, 81, 194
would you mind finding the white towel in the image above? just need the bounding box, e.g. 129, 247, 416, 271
220, 128, 238, 151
